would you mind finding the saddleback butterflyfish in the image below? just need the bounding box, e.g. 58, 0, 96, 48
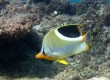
35, 24, 91, 65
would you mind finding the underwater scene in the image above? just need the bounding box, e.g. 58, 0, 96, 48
0, 0, 110, 80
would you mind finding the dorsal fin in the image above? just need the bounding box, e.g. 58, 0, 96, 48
57, 24, 82, 38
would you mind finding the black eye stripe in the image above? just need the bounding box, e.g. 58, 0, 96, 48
43, 49, 46, 55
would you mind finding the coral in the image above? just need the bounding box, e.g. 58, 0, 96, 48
28, 0, 51, 4
0, 0, 110, 80
36, 0, 76, 15
104, 14, 110, 26
75, 3, 88, 15
32, 14, 84, 37
0, 0, 43, 40
0, 21, 32, 38
88, 76, 109, 80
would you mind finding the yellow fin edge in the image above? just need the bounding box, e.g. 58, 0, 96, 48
56, 59, 68, 65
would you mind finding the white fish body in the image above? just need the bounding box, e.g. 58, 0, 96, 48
36, 24, 91, 65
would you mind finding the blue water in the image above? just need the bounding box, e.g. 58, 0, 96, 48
68, 0, 82, 3
107, 0, 110, 2
68, 0, 110, 3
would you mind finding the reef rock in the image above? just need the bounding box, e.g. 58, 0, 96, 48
0, 0, 42, 40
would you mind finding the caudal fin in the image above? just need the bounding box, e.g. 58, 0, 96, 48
84, 30, 91, 46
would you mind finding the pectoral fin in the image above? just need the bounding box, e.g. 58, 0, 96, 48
56, 59, 68, 65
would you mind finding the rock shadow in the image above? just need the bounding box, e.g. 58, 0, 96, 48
0, 32, 62, 79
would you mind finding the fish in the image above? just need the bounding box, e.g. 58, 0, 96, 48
35, 24, 91, 65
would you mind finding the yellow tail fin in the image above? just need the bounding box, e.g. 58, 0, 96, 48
84, 30, 91, 46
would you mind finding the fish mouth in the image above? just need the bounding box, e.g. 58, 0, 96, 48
35, 53, 56, 61
35, 53, 42, 58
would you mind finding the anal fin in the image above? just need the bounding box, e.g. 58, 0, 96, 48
56, 59, 68, 65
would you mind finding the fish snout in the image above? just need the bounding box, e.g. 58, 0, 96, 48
35, 53, 42, 58
35, 52, 56, 60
